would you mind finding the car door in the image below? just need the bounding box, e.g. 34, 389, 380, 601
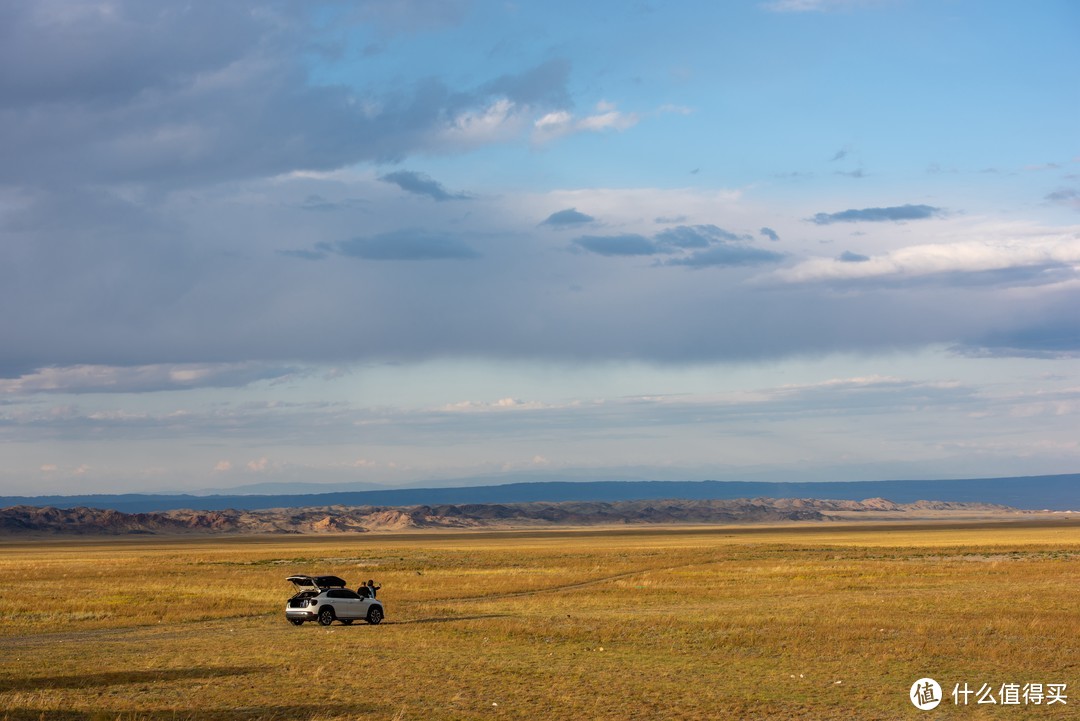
327, 589, 362, 619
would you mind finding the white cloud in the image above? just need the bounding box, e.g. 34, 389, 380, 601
532, 102, 639, 143
534, 109, 572, 130
0, 363, 297, 395
430, 96, 644, 151
578, 109, 638, 132
771, 230, 1080, 285
438, 397, 552, 412
246, 457, 272, 473
435, 98, 527, 149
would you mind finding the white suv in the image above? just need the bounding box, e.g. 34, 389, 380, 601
284, 575, 384, 626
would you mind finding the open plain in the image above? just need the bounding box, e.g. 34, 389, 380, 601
1, 521, 1077, 720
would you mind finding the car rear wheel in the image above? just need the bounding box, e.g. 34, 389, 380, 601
318, 607, 335, 626
367, 607, 383, 625
289, 618, 304, 626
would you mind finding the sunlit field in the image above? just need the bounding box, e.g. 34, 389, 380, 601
1, 522, 1077, 720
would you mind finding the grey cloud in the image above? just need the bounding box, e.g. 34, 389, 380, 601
835, 169, 866, 179
810, 204, 943, 224
541, 208, 595, 227
0, 3, 261, 108
656, 225, 752, 249
665, 245, 784, 268
955, 346, 1080, 360
838, 251, 870, 262
655, 215, 688, 224
279, 249, 328, 261
654, 227, 706, 248
0, 363, 299, 395
0, 2, 571, 188
6, 186, 1080, 377
572, 234, 658, 256
967, 303, 1080, 357
484, 58, 572, 107
573, 225, 785, 268
379, 171, 472, 201
1046, 188, 1080, 209
327, 230, 480, 261
938, 265, 1078, 288
348, 0, 472, 35
796, 263, 1077, 292
1, 399, 350, 444
759, 227, 780, 242
298, 195, 367, 212
0, 185, 211, 371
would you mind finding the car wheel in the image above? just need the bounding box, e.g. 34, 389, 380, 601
318, 607, 335, 626
289, 618, 304, 626
367, 606, 383, 625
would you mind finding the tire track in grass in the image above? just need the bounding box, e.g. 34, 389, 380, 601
1, 559, 723, 644
437, 558, 719, 603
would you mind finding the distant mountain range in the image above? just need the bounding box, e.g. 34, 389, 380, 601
0, 497, 1034, 536
1, 473, 1077, 512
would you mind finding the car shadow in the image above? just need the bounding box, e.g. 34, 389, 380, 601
387, 613, 513, 625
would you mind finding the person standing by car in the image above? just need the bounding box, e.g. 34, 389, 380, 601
366, 579, 381, 599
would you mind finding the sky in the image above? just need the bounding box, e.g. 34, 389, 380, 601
1, 0, 1079, 495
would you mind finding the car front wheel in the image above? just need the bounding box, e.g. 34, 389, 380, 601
318, 607, 335, 626
367, 607, 383, 625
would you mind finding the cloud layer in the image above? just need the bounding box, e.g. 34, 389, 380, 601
0, 3, 575, 189
810, 205, 944, 225
2, 1, 1079, 493
379, 171, 473, 201
572, 225, 785, 268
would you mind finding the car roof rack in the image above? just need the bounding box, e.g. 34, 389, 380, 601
286, 574, 348, 589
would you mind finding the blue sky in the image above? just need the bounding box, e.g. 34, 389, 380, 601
1, 0, 1078, 494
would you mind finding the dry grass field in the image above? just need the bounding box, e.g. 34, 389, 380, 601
1, 521, 1077, 720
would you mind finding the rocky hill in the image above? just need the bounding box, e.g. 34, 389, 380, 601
0, 497, 1032, 536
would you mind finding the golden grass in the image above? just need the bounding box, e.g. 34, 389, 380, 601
0, 521, 1077, 720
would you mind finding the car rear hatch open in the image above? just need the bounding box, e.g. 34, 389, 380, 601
286, 575, 348, 591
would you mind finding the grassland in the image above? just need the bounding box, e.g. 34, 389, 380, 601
1, 521, 1077, 720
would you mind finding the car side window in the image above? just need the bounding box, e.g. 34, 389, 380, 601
326, 589, 360, 599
